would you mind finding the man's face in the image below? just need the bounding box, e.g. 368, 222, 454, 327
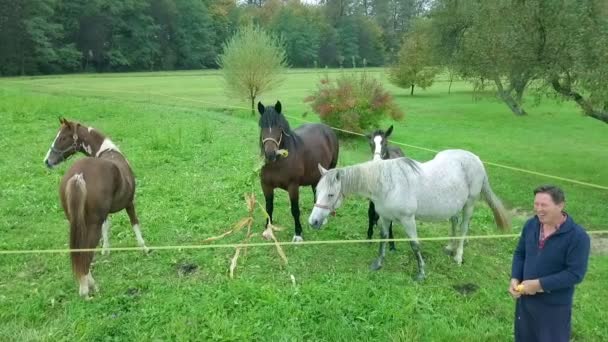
534, 193, 564, 225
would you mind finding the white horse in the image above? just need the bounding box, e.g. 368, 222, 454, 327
308, 149, 510, 280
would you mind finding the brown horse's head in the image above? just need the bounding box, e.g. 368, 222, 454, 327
258, 101, 292, 162
44, 118, 82, 168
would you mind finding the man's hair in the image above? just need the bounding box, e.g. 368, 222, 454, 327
534, 185, 565, 204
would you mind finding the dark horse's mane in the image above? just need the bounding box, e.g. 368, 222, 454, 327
259, 106, 295, 156
258, 106, 294, 135
370, 128, 386, 137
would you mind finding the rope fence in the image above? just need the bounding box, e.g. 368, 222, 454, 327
0, 82, 606, 262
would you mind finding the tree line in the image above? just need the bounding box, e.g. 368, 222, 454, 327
0, 0, 427, 75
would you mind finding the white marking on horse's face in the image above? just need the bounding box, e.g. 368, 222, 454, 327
83, 144, 93, 155
44, 130, 62, 167
308, 172, 343, 228
96, 138, 120, 157
88, 126, 93, 133
373, 135, 383, 160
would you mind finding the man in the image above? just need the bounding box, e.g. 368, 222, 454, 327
509, 185, 590, 342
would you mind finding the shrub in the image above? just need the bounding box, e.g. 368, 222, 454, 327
304, 72, 403, 135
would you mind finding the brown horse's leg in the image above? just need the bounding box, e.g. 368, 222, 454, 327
262, 183, 274, 227
101, 218, 110, 255
78, 221, 103, 299
125, 203, 149, 253
288, 184, 303, 242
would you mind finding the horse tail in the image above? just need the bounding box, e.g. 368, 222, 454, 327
481, 176, 511, 231
66, 173, 96, 279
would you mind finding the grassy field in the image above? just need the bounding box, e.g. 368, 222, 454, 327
0, 69, 607, 341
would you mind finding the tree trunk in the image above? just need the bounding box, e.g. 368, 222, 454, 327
494, 77, 527, 116
551, 76, 608, 124
448, 73, 453, 94
250, 95, 255, 116
410, 84, 414, 96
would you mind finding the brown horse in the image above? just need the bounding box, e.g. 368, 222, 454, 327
258, 101, 339, 242
44, 118, 148, 298
366, 125, 405, 251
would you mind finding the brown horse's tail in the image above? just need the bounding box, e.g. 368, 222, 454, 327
65, 174, 97, 278
481, 176, 511, 231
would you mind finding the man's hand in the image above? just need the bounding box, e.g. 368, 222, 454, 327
520, 279, 544, 295
508, 278, 521, 299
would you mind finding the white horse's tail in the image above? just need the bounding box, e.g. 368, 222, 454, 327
481, 176, 511, 231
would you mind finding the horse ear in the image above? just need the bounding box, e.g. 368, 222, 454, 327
318, 163, 328, 176
258, 102, 265, 116
275, 101, 282, 114
59, 117, 65, 125
386, 125, 393, 138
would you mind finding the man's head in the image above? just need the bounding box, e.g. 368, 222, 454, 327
533, 185, 565, 225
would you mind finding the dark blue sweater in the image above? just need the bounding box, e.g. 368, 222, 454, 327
511, 214, 590, 305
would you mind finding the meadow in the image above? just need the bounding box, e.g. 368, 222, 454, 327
1, 69, 607, 341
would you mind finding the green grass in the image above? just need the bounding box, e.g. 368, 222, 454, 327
0, 69, 606, 341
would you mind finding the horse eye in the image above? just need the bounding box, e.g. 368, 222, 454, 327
328, 194, 334, 198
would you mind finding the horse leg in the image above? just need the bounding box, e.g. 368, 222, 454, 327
262, 183, 274, 227
454, 200, 475, 265
388, 220, 396, 251
444, 215, 460, 256
370, 217, 390, 270
87, 272, 98, 294
400, 215, 425, 281
101, 218, 110, 255
288, 184, 303, 242
367, 201, 376, 240
78, 221, 102, 299
125, 203, 149, 254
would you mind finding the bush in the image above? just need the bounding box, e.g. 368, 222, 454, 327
304, 72, 404, 135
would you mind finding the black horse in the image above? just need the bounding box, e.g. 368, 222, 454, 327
258, 101, 339, 241
366, 125, 405, 250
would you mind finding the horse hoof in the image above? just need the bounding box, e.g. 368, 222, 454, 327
370, 259, 383, 271
292, 235, 304, 243
413, 273, 425, 282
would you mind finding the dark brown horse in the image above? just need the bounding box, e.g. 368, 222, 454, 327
258, 101, 339, 242
366, 125, 405, 250
44, 118, 148, 298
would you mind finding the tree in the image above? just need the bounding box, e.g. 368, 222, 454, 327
430, 0, 542, 116
270, 2, 321, 67
538, 0, 608, 123
217, 24, 287, 115
388, 19, 438, 95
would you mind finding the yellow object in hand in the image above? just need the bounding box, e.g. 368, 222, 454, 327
516, 284, 524, 293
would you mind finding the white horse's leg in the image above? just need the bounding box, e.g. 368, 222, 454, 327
101, 219, 110, 255
454, 200, 475, 265
400, 215, 425, 281
370, 217, 391, 270
444, 215, 459, 255
79, 274, 90, 299
87, 272, 99, 293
